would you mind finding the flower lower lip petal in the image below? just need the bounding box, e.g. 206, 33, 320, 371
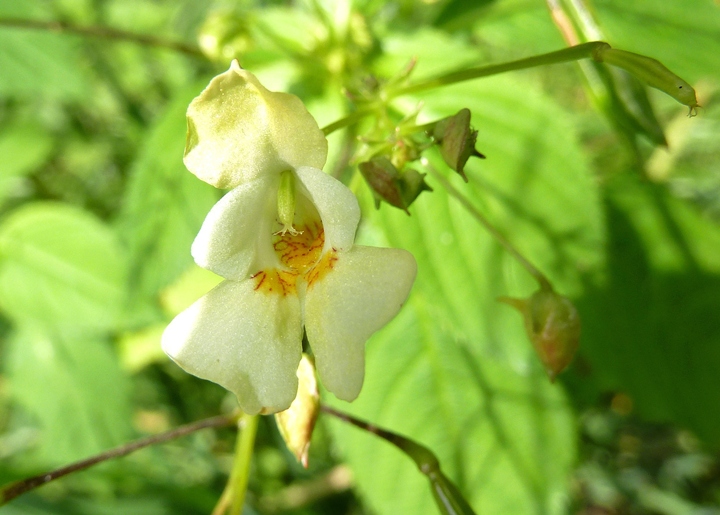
304, 245, 417, 402
161, 278, 303, 414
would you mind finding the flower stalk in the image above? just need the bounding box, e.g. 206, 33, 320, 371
213, 413, 259, 515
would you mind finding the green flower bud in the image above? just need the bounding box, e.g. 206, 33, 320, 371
359, 157, 432, 214
432, 108, 485, 182
499, 288, 581, 381
594, 46, 700, 116
274, 354, 320, 468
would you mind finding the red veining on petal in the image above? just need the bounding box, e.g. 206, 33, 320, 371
306, 248, 338, 288
252, 269, 298, 296
273, 222, 324, 273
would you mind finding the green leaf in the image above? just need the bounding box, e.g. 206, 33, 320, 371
595, 0, 720, 83
0, 121, 54, 202
433, 0, 496, 30
0, 0, 89, 100
329, 77, 602, 514
0, 202, 127, 332
574, 174, 720, 446
115, 84, 218, 309
5, 327, 132, 464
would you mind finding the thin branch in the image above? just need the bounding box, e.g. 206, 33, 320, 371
424, 161, 553, 290
0, 17, 206, 59
0, 413, 239, 505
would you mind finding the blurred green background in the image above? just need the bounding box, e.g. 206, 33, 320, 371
0, 0, 719, 513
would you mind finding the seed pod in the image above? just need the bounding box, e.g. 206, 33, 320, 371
499, 288, 581, 381
595, 47, 699, 116
431, 108, 485, 181
275, 354, 319, 468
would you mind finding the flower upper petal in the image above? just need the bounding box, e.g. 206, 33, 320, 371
294, 166, 360, 253
184, 61, 328, 189
304, 246, 417, 401
161, 279, 303, 414
192, 175, 278, 280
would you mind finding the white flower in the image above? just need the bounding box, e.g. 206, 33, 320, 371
161, 62, 417, 414
183, 60, 328, 189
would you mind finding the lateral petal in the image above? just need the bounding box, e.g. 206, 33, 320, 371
191, 175, 278, 280
304, 246, 417, 402
161, 279, 303, 414
184, 61, 328, 188
294, 166, 360, 253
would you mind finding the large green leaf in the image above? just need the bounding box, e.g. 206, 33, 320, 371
0, 202, 127, 332
115, 84, 218, 309
0, 0, 89, 100
328, 75, 604, 514
573, 174, 720, 445
5, 327, 131, 464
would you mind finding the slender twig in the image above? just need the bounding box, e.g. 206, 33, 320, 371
322, 107, 374, 136
0, 413, 239, 505
424, 161, 552, 290
0, 17, 206, 58
321, 405, 404, 445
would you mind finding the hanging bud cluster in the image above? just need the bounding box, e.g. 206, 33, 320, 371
358, 107, 485, 213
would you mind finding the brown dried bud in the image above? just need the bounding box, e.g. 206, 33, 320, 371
499, 289, 581, 381
432, 108, 485, 182
359, 157, 432, 214
274, 354, 320, 468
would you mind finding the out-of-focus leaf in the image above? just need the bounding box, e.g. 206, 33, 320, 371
595, 0, 720, 83
0, 202, 127, 332
0, 0, 89, 100
115, 85, 218, 311
0, 121, 54, 202
374, 28, 482, 80
328, 75, 602, 514
434, 0, 496, 30
575, 174, 720, 446
118, 324, 167, 373
5, 328, 132, 464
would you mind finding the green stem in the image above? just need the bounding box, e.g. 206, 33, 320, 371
213, 413, 259, 515
321, 406, 477, 515
322, 107, 374, 136
393, 41, 608, 97
0, 413, 239, 506
0, 17, 206, 58
321, 42, 609, 135
424, 162, 552, 291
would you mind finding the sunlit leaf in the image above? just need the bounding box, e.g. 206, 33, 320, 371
0, 121, 54, 202
115, 85, 219, 312
0, 0, 89, 100
0, 202, 127, 332
5, 327, 132, 464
